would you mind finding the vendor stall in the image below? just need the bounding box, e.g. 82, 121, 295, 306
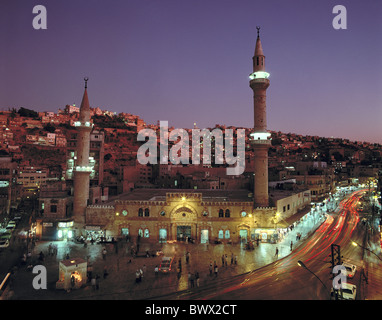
56, 258, 87, 290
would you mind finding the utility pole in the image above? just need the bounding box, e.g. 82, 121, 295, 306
330, 244, 342, 300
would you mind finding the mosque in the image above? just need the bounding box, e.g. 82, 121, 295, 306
35, 29, 311, 244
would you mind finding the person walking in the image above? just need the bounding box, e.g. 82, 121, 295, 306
91, 276, 96, 291
290, 241, 293, 251
136, 269, 141, 283
195, 271, 200, 287
214, 265, 218, 277
209, 262, 213, 275
275, 247, 279, 258
190, 273, 195, 288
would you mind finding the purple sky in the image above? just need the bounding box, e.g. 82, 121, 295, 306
1, 0, 382, 143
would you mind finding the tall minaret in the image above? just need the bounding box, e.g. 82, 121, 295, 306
249, 27, 271, 207
73, 78, 93, 226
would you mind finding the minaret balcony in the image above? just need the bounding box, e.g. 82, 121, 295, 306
73, 121, 93, 128
250, 132, 272, 145
74, 166, 93, 173
249, 71, 270, 80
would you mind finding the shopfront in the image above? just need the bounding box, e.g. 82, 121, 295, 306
253, 228, 278, 243
85, 226, 105, 242
57, 221, 74, 240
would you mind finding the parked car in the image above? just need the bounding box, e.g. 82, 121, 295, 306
0, 239, 9, 249
0, 231, 12, 240
342, 262, 357, 279
6, 223, 16, 231
331, 283, 357, 300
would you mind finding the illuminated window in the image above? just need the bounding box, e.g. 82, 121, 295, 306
225, 230, 230, 239
218, 230, 224, 239
144, 228, 149, 238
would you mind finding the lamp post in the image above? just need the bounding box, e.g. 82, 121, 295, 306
297, 260, 331, 299
352, 241, 382, 262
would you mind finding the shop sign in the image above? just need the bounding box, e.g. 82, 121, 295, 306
85, 226, 101, 231
43, 222, 53, 227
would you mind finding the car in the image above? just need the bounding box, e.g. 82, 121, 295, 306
13, 214, 22, 220
0, 231, 12, 240
5, 225, 15, 232
0, 239, 9, 249
342, 262, 357, 279
331, 283, 357, 300
159, 257, 174, 273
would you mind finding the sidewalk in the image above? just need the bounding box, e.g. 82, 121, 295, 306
6, 212, 325, 300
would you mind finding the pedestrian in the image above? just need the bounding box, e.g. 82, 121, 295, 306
225, 254, 228, 267
103, 265, 108, 279
234, 255, 237, 265
209, 262, 213, 275
140, 267, 144, 280
91, 276, 96, 290
231, 253, 234, 265
275, 247, 279, 258
178, 258, 182, 272
188, 272, 192, 287
195, 271, 200, 287
186, 251, 190, 264
95, 274, 100, 290
102, 248, 107, 260
221, 254, 225, 267
214, 265, 218, 277
155, 265, 159, 276
177, 266, 181, 279
190, 273, 195, 288
136, 269, 141, 283
290, 241, 293, 251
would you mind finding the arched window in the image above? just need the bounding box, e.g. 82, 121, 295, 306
225, 209, 230, 218
144, 228, 149, 238
218, 209, 224, 217
138, 208, 143, 217
225, 230, 230, 239
144, 208, 150, 217
256, 57, 259, 65
218, 230, 224, 239
138, 229, 143, 237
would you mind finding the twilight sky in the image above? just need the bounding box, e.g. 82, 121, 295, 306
1, 0, 381, 143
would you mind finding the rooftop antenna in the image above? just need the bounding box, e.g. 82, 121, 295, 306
256, 26, 261, 38
84, 77, 89, 89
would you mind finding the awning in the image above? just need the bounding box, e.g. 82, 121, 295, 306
278, 205, 313, 228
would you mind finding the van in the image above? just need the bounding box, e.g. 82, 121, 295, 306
159, 257, 174, 273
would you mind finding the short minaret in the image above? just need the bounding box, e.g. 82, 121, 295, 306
249, 27, 271, 207
73, 78, 93, 226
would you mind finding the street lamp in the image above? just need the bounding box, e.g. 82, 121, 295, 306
297, 260, 331, 299
352, 241, 382, 262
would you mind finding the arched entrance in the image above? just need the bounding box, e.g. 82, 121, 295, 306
170, 205, 197, 242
